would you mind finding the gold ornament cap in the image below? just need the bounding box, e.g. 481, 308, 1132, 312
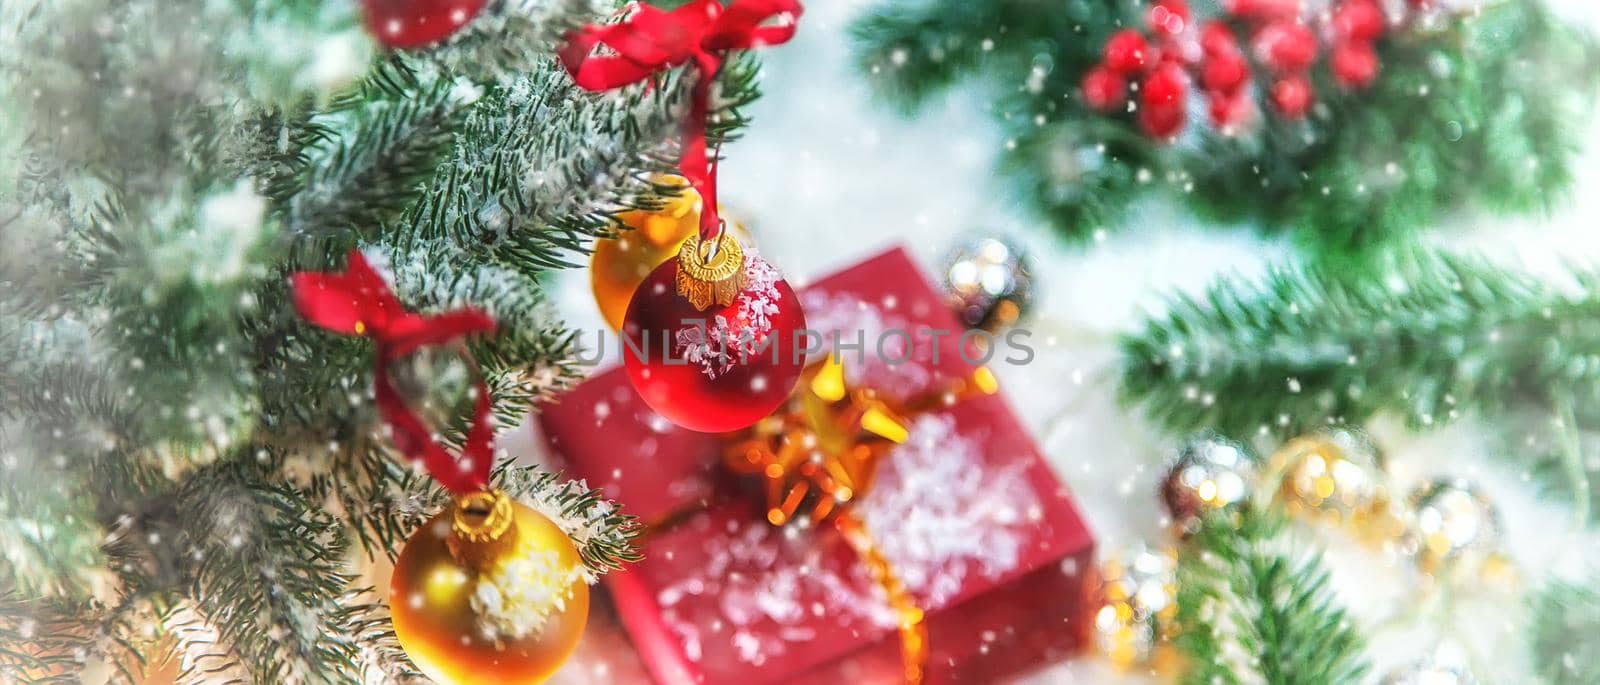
676, 232, 746, 310
447, 490, 519, 571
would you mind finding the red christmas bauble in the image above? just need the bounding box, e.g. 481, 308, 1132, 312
1331, 40, 1380, 89
1103, 30, 1152, 75
1147, 0, 1191, 37
1253, 21, 1318, 73
1270, 74, 1314, 119
1082, 66, 1128, 111
362, 0, 486, 49
1333, 0, 1387, 43
1201, 51, 1250, 95
621, 243, 807, 433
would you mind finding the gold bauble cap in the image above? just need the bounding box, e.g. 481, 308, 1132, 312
447, 490, 519, 571
675, 232, 745, 310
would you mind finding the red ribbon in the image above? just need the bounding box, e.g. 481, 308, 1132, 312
560, 0, 802, 241
292, 250, 498, 494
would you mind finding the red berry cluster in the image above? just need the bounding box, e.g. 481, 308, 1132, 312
1080, 0, 1200, 139
1081, 0, 1403, 141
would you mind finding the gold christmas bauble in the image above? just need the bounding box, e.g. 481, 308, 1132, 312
1160, 434, 1257, 535
1403, 480, 1502, 577
1093, 543, 1179, 670
391, 490, 589, 685
590, 177, 747, 330
1271, 428, 1391, 533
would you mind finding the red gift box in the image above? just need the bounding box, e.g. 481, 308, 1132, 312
540, 248, 1096, 684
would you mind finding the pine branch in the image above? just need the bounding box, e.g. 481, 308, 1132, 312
332, 457, 641, 575
341, 595, 428, 684
77, 180, 277, 471
851, 0, 1063, 112
1174, 511, 1367, 685
498, 465, 643, 576
0, 203, 83, 318
418, 0, 603, 86
0, 596, 83, 683
1529, 574, 1600, 685
851, 0, 1122, 111
164, 603, 254, 685
389, 56, 762, 277
1121, 251, 1600, 437
1188, 1, 1600, 253
386, 238, 584, 401
0, 0, 369, 210
1122, 251, 1600, 526
168, 589, 425, 685
183, 465, 363, 684
1496, 410, 1600, 528
4, 1, 681, 679
282, 84, 467, 241
0, 331, 144, 597
0, 484, 106, 600
308, 445, 424, 558
0, 595, 157, 685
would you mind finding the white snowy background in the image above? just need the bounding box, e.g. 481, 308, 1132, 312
536, 0, 1600, 681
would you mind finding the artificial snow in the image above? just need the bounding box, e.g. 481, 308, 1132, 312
649, 411, 1032, 667
471, 545, 585, 640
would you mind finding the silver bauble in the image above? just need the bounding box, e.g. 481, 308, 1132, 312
941, 237, 1033, 332
1404, 480, 1501, 575
1160, 434, 1257, 534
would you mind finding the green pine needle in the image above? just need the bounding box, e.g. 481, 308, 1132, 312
1529, 575, 1600, 685
1175, 511, 1367, 685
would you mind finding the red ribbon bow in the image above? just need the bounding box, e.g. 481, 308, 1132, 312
292, 250, 498, 494
560, 0, 803, 240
